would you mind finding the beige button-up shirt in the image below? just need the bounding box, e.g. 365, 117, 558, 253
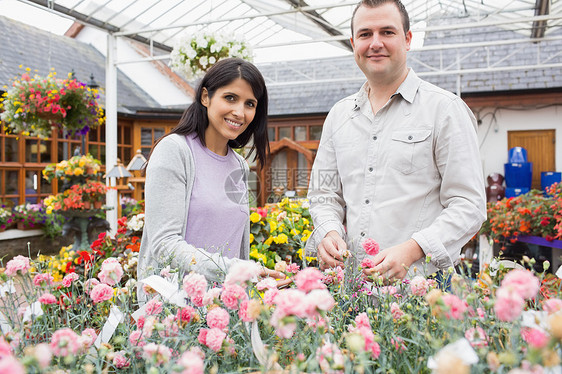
306, 69, 486, 276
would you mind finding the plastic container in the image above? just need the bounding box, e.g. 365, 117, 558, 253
504, 162, 532, 189
508, 147, 528, 163
505, 187, 529, 198
541, 171, 561, 191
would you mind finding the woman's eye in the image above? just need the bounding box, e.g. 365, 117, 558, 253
246, 101, 256, 108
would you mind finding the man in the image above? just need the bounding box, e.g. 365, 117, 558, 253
305, 0, 486, 282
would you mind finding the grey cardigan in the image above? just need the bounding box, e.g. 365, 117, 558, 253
137, 134, 251, 291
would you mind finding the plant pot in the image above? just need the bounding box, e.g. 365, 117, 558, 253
94, 201, 103, 209
83, 201, 92, 210
17, 222, 34, 231
37, 111, 63, 122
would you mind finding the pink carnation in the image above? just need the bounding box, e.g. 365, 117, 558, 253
238, 300, 255, 322
145, 297, 163, 316
0, 337, 12, 357
264, 288, 279, 306
50, 328, 80, 357
354, 313, 371, 330
142, 343, 172, 365
197, 328, 208, 345
83, 278, 100, 293
441, 293, 468, 320
0, 356, 25, 374
464, 327, 488, 348
306, 289, 335, 312
220, 283, 248, 310
494, 287, 525, 322
205, 328, 226, 352
79, 328, 97, 349
129, 330, 145, 347
183, 273, 208, 300
521, 327, 550, 349
274, 289, 307, 319
62, 273, 79, 288
360, 258, 376, 269
542, 298, 562, 314
390, 302, 404, 319
90, 283, 114, 304
256, 278, 277, 291
224, 261, 260, 285
98, 258, 124, 286
295, 267, 326, 293
203, 287, 222, 306
316, 342, 345, 372
410, 276, 429, 296
113, 351, 130, 369
501, 269, 540, 300
362, 238, 380, 256
5, 255, 30, 276
206, 307, 230, 331
33, 273, 54, 287
177, 306, 197, 324
38, 293, 58, 305
178, 347, 205, 374
286, 263, 300, 274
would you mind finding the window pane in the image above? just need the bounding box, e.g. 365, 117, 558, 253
40, 174, 53, 195
123, 147, 131, 164
25, 140, 39, 162
5, 137, 18, 162
141, 128, 153, 146
297, 153, 308, 187
295, 126, 306, 141
90, 145, 99, 159
89, 127, 99, 141
154, 128, 165, 143
100, 145, 106, 162
6, 170, 18, 194
310, 126, 323, 141
40, 141, 51, 163
124, 126, 131, 144
267, 127, 275, 141
279, 127, 291, 140
141, 147, 151, 158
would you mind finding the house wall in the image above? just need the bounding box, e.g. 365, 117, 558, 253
477, 104, 562, 183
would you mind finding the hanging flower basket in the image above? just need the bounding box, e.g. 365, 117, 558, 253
0, 68, 104, 138
169, 31, 253, 80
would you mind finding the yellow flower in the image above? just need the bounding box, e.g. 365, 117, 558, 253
250, 212, 261, 223
269, 220, 277, 233
290, 228, 300, 236
274, 233, 288, 244
264, 236, 273, 246
302, 218, 309, 225
249, 233, 254, 243
73, 167, 84, 176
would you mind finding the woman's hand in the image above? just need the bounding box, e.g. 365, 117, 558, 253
258, 268, 293, 289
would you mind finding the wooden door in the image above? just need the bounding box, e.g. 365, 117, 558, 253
508, 129, 555, 189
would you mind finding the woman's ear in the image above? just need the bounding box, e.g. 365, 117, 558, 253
201, 87, 209, 107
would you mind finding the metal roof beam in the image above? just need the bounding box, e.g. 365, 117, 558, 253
531, 0, 550, 38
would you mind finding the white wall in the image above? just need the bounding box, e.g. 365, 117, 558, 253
74, 26, 192, 107
477, 104, 562, 181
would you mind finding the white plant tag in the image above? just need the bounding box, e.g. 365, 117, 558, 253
94, 306, 124, 348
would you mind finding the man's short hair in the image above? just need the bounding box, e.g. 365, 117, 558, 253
351, 0, 410, 36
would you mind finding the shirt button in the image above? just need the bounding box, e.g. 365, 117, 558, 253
368, 167, 373, 172
360, 231, 366, 237
372, 135, 377, 141
408, 135, 413, 140
365, 199, 370, 204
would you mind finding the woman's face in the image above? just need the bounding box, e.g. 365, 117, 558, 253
201, 78, 257, 154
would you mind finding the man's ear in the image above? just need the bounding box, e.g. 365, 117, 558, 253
201, 87, 209, 107
350, 37, 355, 49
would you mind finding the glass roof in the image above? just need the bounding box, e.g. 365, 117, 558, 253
18, 0, 562, 63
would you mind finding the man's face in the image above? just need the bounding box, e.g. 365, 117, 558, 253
351, 3, 412, 83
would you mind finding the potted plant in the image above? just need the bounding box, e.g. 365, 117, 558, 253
13, 203, 46, 230
0, 206, 13, 231
169, 31, 253, 80
0, 68, 104, 138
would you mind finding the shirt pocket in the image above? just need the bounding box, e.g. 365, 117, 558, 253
390, 129, 432, 174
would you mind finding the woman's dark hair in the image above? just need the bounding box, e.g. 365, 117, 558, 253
149, 57, 269, 168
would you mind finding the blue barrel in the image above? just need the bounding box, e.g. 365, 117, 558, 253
505, 187, 529, 198
504, 162, 532, 188
541, 171, 561, 191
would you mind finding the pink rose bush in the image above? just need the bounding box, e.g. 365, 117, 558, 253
1, 250, 562, 373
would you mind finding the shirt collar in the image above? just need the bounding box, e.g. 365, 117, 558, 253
354, 68, 422, 110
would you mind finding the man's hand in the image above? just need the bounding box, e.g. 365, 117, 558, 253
317, 230, 346, 270
362, 239, 424, 282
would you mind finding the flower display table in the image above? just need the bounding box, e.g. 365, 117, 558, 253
515, 235, 562, 249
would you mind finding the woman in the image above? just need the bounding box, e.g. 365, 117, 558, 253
138, 58, 283, 296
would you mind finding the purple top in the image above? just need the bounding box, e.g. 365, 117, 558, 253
184, 134, 248, 259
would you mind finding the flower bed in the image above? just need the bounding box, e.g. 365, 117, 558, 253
0, 234, 561, 372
